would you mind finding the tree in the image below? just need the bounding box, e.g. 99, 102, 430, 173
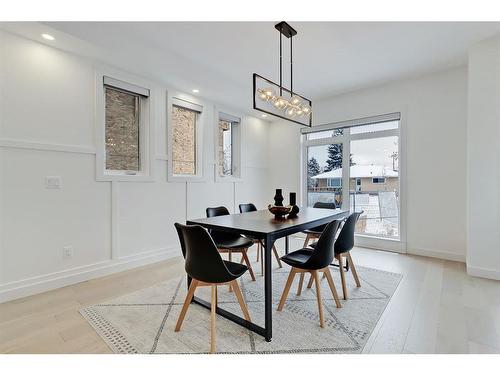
324, 144, 343, 172
324, 143, 356, 172
307, 157, 321, 189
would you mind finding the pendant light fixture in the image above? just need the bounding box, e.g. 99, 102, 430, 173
253, 21, 312, 127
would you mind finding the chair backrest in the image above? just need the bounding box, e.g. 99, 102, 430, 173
334, 211, 362, 254
206, 206, 230, 217
174, 223, 234, 283
205, 206, 239, 242
313, 201, 337, 209
304, 220, 341, 270
239, 203, 257, 213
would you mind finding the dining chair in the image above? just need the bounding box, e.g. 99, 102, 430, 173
301, 201, 337, 248
277, 220, 342, 328
239, 203, 283, 274
206, 206, 256, 282
174, 223, 251, 354
304, 211, 363, 300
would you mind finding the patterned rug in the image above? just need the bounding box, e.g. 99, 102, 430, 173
80, 261, 402, 354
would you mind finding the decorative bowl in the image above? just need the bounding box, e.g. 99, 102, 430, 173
268, 204, 292, 219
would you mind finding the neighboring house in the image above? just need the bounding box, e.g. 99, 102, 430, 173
311, 165, 399, 193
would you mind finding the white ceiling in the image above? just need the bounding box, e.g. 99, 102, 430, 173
9, 22, 500, 115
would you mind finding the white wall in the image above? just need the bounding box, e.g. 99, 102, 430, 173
270, 67, 468, 261
0, 31, 271, 301
466, 35, 500, 280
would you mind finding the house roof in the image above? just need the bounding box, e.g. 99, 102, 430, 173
311, 165, 398, 179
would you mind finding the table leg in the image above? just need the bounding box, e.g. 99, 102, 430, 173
285, 236, 289, 255
264, 235, 273, 342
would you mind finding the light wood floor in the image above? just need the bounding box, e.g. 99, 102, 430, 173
1, 239, 500, 354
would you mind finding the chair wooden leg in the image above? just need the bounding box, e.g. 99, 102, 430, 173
306, 274, 314, 289
337, 255, 348, 300
312, 271, 325, 328
210, 285, 217, 354
241, 249, 256, 281
175, 279, 198, 332
297, 272, 305, 296
323, 267, 342, 308
303, 234, 310, 248
277, 268, 297, 311
231, 280, 251, 321
273, 245, 283, 268
346, 252, 361, 287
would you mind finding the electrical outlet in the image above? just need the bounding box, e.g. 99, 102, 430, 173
46, 176, 62, 189
63, 246, 73, 259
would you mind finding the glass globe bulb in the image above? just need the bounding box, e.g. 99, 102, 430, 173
264, 87, 275, 98
286, 107, 297, 118
290, 95, 302, 105
273, 96, 288, 110
301, 105, 311, 114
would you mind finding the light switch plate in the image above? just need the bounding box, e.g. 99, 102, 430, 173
45, 176, 62, 189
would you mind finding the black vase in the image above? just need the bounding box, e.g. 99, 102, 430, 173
274, 189, 284, 206
288, 192, 300, 218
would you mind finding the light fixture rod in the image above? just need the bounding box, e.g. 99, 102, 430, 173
279, 31, 283, 96
290, 35, 293, 95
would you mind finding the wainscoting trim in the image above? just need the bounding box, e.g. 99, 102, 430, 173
0, 246, 180, 303
0, 138, 96, 155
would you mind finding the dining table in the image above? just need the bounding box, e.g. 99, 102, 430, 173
186, 206, 349, 342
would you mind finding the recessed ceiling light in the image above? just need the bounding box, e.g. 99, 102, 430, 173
192, 89, 199, 93
261, 114, 267, 118
41, 33, 55, 41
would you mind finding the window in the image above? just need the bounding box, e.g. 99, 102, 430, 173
105, 87, 141, 171
216, 112, 241, 180
170, 98, 203, 177
306, 143, 343, 207
97, 75, 152, 181
302, 112, 402, 246
306, 128, 343, 140
218, 119, 233, 176
327, 178, 342, 188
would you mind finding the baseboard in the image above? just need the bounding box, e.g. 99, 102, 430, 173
407, 247, 465, 262
0, 246, 180, 303
466, 265, 500, 280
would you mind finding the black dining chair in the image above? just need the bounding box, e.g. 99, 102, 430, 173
174, 223, 251, 354
277, 220, 342, 327
301, 201, 337, 248
206, 206, 256, 282
239, 203, 283, 274
304, 212, 363, 300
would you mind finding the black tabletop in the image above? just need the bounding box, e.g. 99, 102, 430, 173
187, 207, 349, 238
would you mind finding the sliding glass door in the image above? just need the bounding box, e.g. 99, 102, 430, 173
302, 114, 403, 251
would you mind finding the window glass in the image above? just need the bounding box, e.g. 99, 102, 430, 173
172, 105, 197, 175
349, 120, 398, 135
306, 143, 343, 207
105, 87, 140, 171
306, 128, 343, 140
350, 136, 399, 238
218, 119, 233, 176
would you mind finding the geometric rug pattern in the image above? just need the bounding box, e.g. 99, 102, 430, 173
80, 260, 402, 354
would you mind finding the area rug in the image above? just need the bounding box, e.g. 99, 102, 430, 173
80, 262, 402, 354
